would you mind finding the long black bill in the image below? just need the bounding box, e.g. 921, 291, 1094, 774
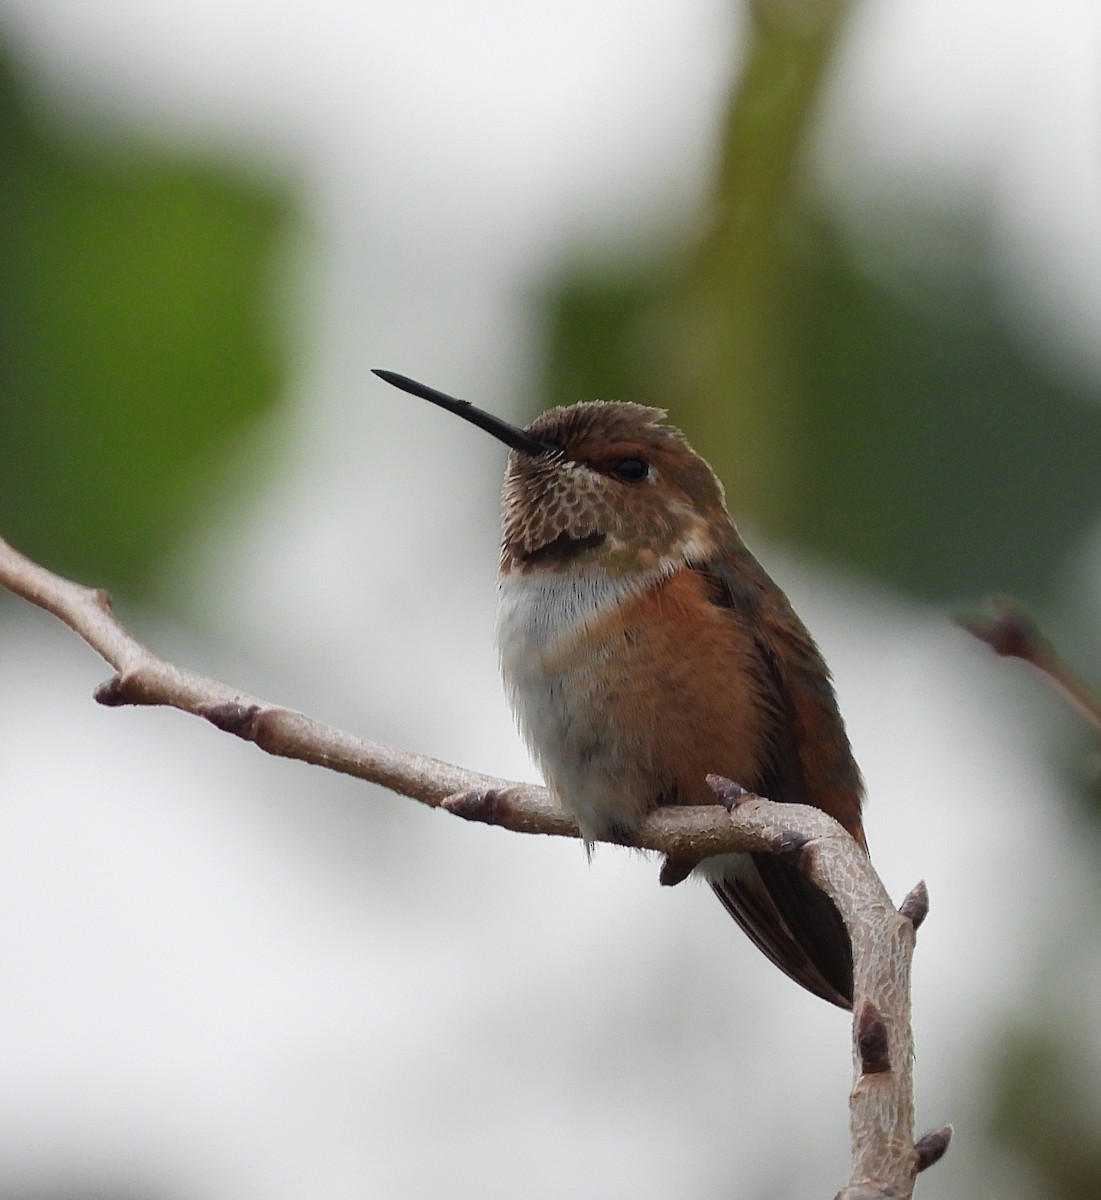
372, 369, 557, 457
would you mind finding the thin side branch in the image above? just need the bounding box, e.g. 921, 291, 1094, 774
960, 598, 1101, 738
0, 536, 945, 1196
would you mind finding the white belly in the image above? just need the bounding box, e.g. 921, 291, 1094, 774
495, 567, 661, 842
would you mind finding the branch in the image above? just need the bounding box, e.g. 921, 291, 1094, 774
960, 598, 1101, 738
704, 782, 946, 1199
0, 536, 947, 1196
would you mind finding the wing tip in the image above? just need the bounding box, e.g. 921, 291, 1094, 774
711, 863, 854, 1010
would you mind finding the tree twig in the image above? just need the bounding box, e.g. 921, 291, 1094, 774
960, 598, 1101, 738
0, 535, 946, 1196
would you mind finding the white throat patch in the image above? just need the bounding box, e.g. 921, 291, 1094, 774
495, 565, 661, 660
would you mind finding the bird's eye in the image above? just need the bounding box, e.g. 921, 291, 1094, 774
610, 456, 650, 483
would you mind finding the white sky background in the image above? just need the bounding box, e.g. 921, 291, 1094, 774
1, 1, 1101, 1197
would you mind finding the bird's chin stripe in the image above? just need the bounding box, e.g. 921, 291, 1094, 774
512, 531, 606, 567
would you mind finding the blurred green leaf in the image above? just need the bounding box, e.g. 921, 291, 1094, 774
0, 48, 290, 597
789, 228, 1101, 605
540, 264, 666, 409
536, 6, 1101, 611
990, 1026, 1101, 1200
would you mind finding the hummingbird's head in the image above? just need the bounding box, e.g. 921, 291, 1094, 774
499, 400, 730, 575
371, 370, 732, 577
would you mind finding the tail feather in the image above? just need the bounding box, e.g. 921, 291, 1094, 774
710, 853, 854, 1009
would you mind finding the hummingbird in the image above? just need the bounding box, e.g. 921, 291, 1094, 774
374, 369, 867, 1009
